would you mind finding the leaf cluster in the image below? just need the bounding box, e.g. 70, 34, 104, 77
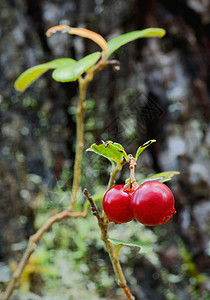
15, 27, 165, 92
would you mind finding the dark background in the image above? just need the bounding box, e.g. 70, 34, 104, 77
0, 0, 209, 299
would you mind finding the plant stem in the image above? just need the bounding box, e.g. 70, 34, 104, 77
2, 210, 86, 300
108, 157, 127, 189
84, 189, 135, 300
70, 59, 119, 210
70, 58, 119, 210
128, 154, 139, 189
69, 72, 93, 211
107, 164, 120, 190
101, 227, 135, 300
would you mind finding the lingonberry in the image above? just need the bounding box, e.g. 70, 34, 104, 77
131, 181, 176, 226
103, 185, 134, 224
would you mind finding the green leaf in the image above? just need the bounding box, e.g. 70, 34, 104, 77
135, 139, 156, 161
107, 28, 166, 58
137, 171, 180, 185
86, 141, 128, 169
109, 238, 152, 255
52, 52, 101, 82
14, 58, 76, 92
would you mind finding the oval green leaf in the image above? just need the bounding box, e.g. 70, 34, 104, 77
86, 141, 128, 169
52, 52, 101, 82
135, 139, 156, 161
137, 171, 180, 185
14, 58, 76, 92
107, 28, 166, 58
109, 238, 152, 255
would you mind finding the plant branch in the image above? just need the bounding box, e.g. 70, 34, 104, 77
70, 58, 120, 211
70, 58, 121, 210
84, 188, 102, 224
84, 189, 135, 300
69, 72, 93, 210
2, 209, 86, 300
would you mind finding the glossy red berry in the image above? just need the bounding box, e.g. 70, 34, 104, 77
131, 181, 176, 226
103, 185, 134, 224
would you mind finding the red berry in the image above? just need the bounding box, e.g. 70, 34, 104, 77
131, 181, 176, 226
103, 185, 134, 224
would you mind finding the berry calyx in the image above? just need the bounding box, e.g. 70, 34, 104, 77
131, 181, 176, 226
103, 185, 134, 224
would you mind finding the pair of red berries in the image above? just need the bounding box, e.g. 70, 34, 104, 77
103, 181, 176, 226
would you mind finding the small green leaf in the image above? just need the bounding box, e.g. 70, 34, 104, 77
107, 28, 166, 58
135, 140, 156, 161
109, 238, 152, 255
86, 141, 128, 169
137, 171, 180, 185
14, 58, 76, 92
52, 52, 101, 82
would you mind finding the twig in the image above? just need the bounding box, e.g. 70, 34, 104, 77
84, 189, 102, 225
84, 189, 135, 300
2, 210, 86, 300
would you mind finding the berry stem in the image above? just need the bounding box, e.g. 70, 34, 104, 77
125, 154, 139, 190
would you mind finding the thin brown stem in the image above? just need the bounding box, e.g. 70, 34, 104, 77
69, 72, 93, 211
84, 188, 102, 224
84, 189, 135, 300
70, 58, 120, 210
128, 154, 139, 189
70, 57, 121, 210
2, 210, 86, 300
